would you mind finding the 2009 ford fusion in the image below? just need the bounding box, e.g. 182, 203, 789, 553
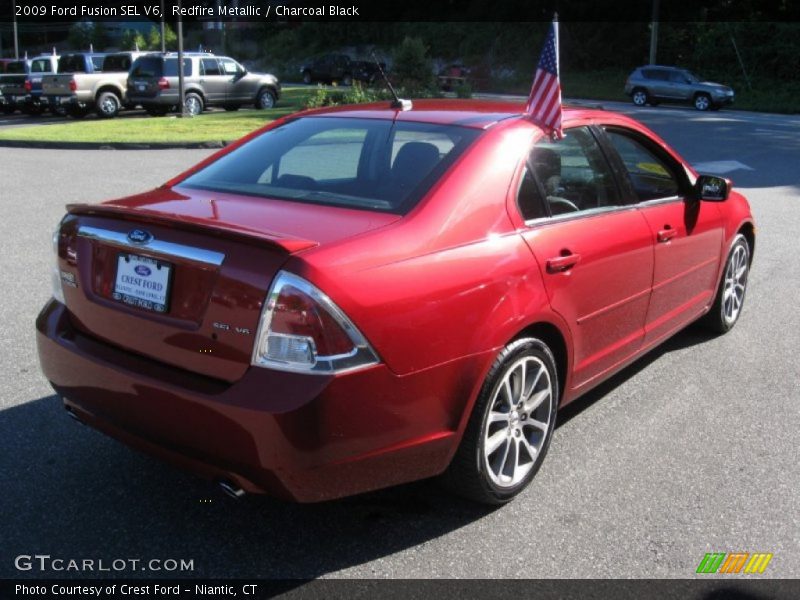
37, 100, 754, 504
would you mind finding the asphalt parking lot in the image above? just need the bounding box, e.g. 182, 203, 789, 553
0, 103, 798, 580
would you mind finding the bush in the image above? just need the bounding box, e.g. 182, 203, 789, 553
455, 82, 473, 98
304, 82, 389, 109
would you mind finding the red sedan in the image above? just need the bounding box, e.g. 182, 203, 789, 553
37, 100, 755, 504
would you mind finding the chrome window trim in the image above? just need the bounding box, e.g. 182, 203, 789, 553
635, 194, 685, 207
523, 204, 639, 228
77, 225, 225, 266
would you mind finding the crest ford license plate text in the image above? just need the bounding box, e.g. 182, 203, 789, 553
113, 253, 172, 313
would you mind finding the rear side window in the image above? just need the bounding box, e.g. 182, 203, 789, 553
91, 55, 105, 70
164, 58, 192, 77
642, 68, 668, 81
59, 55, 89, 73
201, 59, 221, 76
180, 117, 481, 214
103, 54, 132, 72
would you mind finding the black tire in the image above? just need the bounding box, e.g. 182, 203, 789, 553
1, 105, 15, 115
184, 92, 204, 116
223, 104, 241, 112
631, 88, 649, 107
701, 234, 750, 334
255, 88, 276, 110
23, 105, 44, 116
145, 106, 169, 117
694, 93, 712, 111
342, 73, 353, 86
302, 71, 312, 85
50, 104, 67, 117
95, 91, 121, 118
441, 337, 559, 505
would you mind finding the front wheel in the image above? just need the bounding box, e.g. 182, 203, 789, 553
702, 234, 750, 333
694, 93, 712, 111
256, 88, 276, 110
442, 337, 559, 504
631, 88, 649, 107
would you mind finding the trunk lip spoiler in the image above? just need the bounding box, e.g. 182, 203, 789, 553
66, 203, 319, 254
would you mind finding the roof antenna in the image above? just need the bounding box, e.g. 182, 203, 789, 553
371, 51, 411, 111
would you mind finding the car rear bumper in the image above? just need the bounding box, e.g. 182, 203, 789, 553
36, 299, 479, 502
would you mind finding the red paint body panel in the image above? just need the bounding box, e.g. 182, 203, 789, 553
36, 101, 756, 501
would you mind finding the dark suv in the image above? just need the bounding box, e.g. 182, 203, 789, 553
624, 66, 734, 111
127, 52, 280, 116
300, 54, 384, 86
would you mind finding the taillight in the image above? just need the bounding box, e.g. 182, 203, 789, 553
252, 271, 379, 374
51, 223, 65, 304
157, 77, 169, 89
24, 80, 32, 92
68, 78, 77, 92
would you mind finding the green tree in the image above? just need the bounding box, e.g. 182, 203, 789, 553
146, 24, 178, 51
392, 37, 436, 95
121, 29, 147, 52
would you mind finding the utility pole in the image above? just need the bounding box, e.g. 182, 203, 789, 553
13, 0, 20, 59
177, 2, 186, 117
649, 0, 660, 65
160, 0, 166, 52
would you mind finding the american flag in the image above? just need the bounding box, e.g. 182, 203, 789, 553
525, 18, 563, 139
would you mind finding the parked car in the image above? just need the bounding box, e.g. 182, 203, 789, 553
438, 63, 470, 91
0, 54, 60, 115
126, 52, 281, 116
42, 51, 150, 119
625, 65, 735, 111
38, 100, 754, 504
300, 53, 384, 85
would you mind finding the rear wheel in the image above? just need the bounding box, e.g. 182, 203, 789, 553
694, 93, 712, 111
631, 88, 649, 106
342, 73, 353, 86
184, 93, 203, 116
702, 234, 750, 333
302, 71, 312, 84
442, 337, 558, 504
2, 105, 16, 115
96, 91, 121, 118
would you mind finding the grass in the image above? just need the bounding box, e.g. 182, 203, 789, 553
0, 87, 316, 144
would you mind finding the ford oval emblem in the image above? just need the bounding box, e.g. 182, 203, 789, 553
134, 265, 151, 277
127, 229, 153, 244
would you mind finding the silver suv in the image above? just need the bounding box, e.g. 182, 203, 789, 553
127, 52, 280, 116
624, 66, 734, 111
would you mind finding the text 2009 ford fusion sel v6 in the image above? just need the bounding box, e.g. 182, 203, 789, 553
37, 100, 754, 504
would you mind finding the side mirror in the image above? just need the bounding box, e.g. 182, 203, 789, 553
695, 174, 730, 202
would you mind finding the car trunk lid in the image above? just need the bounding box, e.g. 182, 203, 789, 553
58, 187, 399, 382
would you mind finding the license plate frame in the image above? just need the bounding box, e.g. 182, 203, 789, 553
112, 253, 173, 314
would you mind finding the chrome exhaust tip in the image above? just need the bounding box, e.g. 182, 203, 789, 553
65, 406, 83, 424
218, 480, 246, 499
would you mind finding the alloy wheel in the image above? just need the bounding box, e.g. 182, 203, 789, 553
185, 96, 201, 116
632, 90, 648, 106
722, 243, 748, 325
482, 356, 553, 488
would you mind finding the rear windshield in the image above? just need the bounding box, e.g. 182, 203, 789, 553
103, 54, 133, 72
6, 61, 26, 74
180, 116, 481, 214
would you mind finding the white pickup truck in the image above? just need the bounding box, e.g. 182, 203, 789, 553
42, 51, 152, 118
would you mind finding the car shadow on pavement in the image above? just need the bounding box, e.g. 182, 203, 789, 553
1, 325, 718, 581
0, 390, 497, 580
557, 324, 718, 428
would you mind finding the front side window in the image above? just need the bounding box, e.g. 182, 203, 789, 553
220, 59, 240, 75
180, 117, 481, 214
530, 126, 620, 217
605, 129, 682, 201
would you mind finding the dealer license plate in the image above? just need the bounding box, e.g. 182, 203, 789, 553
112, 253, 172, 313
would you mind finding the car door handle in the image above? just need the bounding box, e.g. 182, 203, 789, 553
546, 253, 581, 273
657, 228, 677, 243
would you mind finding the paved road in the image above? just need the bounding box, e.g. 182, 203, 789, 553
0, 105, 798, 580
